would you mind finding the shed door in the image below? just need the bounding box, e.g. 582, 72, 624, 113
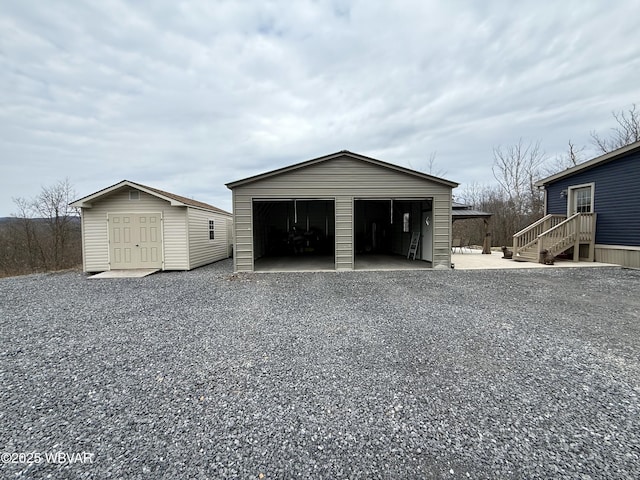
108, 213, 162, 269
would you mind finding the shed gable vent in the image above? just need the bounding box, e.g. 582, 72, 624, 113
129, 190, 140, 200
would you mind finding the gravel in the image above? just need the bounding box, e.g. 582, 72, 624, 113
1, 261, 639, 479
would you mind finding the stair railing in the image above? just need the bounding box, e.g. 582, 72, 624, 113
537, 213, 579, 256
513, 214, 566, 256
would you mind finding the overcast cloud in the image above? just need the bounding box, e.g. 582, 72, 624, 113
2, 0, 640, 215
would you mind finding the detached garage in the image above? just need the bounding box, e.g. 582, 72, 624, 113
226, 151, 458, 272
70, 180, 232, 273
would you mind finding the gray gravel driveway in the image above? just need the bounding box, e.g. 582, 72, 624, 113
1, 261, 639, 479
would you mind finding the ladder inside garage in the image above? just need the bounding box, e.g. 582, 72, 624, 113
407, 232, 420, 260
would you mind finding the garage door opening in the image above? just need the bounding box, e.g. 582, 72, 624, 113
253, 199, 335, 271
354, 199, 432, 270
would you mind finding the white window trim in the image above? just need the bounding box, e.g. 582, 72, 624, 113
208, 219, 215, 241
567, 182, 595, 215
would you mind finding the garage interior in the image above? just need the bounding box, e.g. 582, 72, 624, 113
252, 198, 434, 271
253, 199, 336, 271
354, 199, 433, 269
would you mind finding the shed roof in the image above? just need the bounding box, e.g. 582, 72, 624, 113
226, 150, 459, 189
535, 140, 640, 187
452, 201, 492, 220
70, 180, 231, 215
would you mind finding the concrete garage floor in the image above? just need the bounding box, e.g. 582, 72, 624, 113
254, 251, 615, 272
254, 254, 431, 272
254, 255, 335, 272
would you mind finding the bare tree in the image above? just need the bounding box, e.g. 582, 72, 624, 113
5, 178, 81, 275
591, 103, 640, 153
492, 139, 546, 227
565, 139, 584, 166
456, 104, 640, 248
456, 182, 520, 247
544, 139, 586, 176
425, 151, 447, 178
5, 197, 42, 273
32, 178, 79, 269
409, 152, 447, 178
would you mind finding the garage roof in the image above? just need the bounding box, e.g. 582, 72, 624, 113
226, 150, 459, 189
70, 180, 231, 215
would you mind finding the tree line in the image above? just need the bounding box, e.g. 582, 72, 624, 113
453, 103, 640, 247
1, 104, 638, 276
0, 178, 81, 277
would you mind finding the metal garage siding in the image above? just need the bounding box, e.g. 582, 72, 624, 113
231, 155, 454, 271
335, 196, 353, 270
187, 208, 233, 269
433, 196, 453, 267
232, 190, 255, 272
80, 190, 187, 272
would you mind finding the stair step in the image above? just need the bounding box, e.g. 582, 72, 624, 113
514, 253, 538, 263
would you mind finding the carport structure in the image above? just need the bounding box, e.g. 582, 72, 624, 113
226, 151, 458, 272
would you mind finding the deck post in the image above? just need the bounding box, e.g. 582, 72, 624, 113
537, 233, 544, 264
588, 213, 597, 261
573, 218, 580, 262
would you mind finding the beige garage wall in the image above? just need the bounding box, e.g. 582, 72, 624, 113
231, 155, 453, 272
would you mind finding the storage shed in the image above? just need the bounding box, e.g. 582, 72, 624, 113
226, 151, 458, 272
70, 180, 232, 273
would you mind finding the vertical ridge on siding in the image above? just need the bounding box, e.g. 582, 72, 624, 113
335, 196, 353, 270
595, 245, 640, 268
432, 194, 452, 268
234, 193, 254, 272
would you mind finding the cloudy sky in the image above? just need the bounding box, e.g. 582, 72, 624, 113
2, 1, 640, 216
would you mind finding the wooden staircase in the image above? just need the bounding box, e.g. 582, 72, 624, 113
513, 213, 596, 263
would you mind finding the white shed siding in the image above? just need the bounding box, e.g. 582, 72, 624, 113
81, 209, 109, 271
162, 207, 189, 270
187, 208, 232, 269
231, 156, 453, 272
80, 190, 188, 272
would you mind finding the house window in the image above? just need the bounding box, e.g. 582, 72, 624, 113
403, 213, 410, 232
570, 184, 594, 214
129, 190, 140, 200
208, 220, 215, 240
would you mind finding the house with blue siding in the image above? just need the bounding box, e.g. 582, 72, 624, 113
524, 140, 640, 268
